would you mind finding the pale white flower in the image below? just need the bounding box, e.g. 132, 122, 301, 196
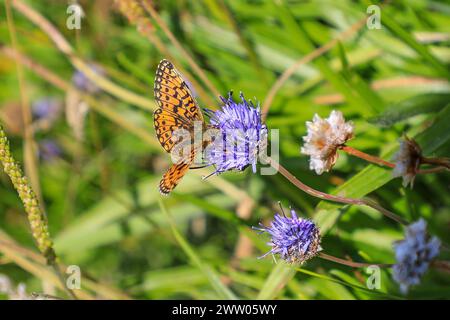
393, 219, 440, 294
0, 274, 31, 300
392, 136, 422, 188
301, 110, 354, 174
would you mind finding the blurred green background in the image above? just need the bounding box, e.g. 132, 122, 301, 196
0, 0, 449, 299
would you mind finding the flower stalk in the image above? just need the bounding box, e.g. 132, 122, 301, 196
339, 145, 395, 168
340, 145, 448, 174
421, 156, 450, 170
269, 157, 408, 225
318, 253, 392, 268
0, 125, 54, 261
0, 124, 76, 299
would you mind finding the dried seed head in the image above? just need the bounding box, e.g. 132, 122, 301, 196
392, 136, 422, 188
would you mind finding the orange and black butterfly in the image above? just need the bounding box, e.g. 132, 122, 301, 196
153, 59, 206, 195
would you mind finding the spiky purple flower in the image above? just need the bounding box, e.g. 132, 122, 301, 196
204, 92, 267, 176
392, 219, 440, 294
254, 209, 321, 264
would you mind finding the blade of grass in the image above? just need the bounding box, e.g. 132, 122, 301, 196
0, 46, 160, 150
12, 0, 155, 111
5, 0, 44, 207
216, 0, 271, 87
296, 268, 402, 299
381, 10, 449, 78
158, 198, 238, 300
368, 93, 450, 127
0, 229, 130, 299
262, 15, 368, 118
257, 261, 296, 299
272, 0, 377, 115
141, 0, 221, 100
173, 192, 247, 226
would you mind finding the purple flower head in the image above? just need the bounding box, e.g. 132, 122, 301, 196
204, 92, 267, 176
254, 208, 321, 264
38, 139, 62, 162
31, 98, 62, 120
72, 64, 104, 94
392, 219, 440, 294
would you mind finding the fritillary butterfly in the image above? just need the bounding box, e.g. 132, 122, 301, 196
153, 59, 205, 195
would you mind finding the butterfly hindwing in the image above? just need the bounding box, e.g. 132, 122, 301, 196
159, 161, 191, 195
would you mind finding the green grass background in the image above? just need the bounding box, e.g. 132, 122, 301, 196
0, 0, 449, 299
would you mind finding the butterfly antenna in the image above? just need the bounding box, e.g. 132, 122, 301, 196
202, 171, 216, 180
278, 201, 286, 217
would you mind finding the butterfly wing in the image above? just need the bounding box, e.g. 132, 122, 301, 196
153, 59, 203, 194
154, 59, 203, 125
159, 162, 191, 195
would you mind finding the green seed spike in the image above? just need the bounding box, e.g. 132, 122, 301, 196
0, 124, 56, 264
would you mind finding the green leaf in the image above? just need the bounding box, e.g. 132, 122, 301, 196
297, 268, 401, 299
271, 0, 376, 115
381, 11, 449, 78
368, 93, 450, 127
173, 192, 246, 225
54, 176, 229, 255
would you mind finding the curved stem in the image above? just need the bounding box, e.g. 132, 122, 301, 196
318, 253, 392, 268
269, 157, 408, 225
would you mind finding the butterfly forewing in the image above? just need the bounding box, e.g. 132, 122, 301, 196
153, 59, 204, 194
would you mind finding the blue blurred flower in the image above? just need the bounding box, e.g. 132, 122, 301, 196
38, 139, 62, 162
72, 64, 104, 94
31, 98, 62, 120
393, 219, 441, 294
204, 92, 267, 176
254, 209, 321, 264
